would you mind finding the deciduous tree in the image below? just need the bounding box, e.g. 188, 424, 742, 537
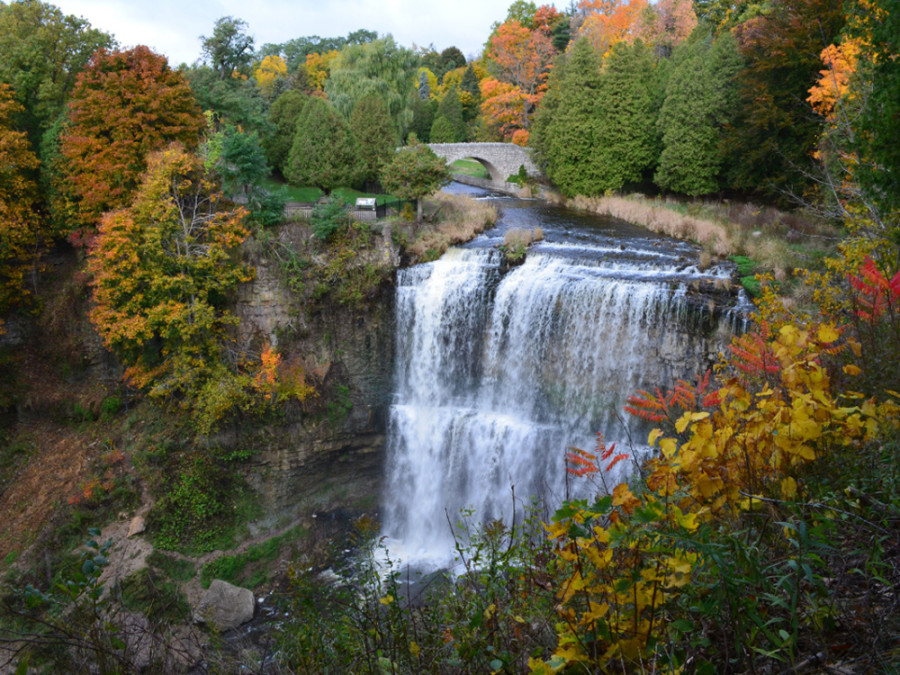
379, 142, 450, 222
254, 54, 288, 97
87, 144, 255, 430
201, 16, 255, 80
0, 83, 41, 318
54, 46, 205, 240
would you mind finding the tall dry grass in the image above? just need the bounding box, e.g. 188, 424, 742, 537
404, 193, 498, 261
563, 193, 839, 282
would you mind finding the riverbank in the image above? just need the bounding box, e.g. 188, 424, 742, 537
551, 192, 841, 298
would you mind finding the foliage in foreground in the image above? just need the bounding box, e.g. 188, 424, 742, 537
269, 247, 900, 674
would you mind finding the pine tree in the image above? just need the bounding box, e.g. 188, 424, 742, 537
349, 92, 399, 185
655, 31, 743, 195
265, 90, 310, 174
430, 86, 468, 143
285, 97, 360, 192
531, 38, 604, 196
593, 39, 661, 192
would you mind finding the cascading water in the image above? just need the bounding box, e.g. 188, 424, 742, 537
381, 191, 739, 569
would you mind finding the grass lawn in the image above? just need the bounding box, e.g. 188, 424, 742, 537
261, 177, 395, 205
450, 158, 490, 180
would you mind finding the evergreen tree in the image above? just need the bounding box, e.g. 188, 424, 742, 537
533, 39, 604, 196
593, 40, 661, 192
349, 92, 399, 185
265, 90, 309, 174
459, 65, 482, 122
379, 141, 450, 222
430, 86, 467, 142
655, 31, 743, 195
409, 97, 437, 143
285, 97, 360, 192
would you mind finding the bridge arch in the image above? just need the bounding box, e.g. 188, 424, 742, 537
427, 142, 540, 184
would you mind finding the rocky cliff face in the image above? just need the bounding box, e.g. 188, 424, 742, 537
233, 239, 396, 524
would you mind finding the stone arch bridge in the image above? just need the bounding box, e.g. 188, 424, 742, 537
427, 142, 541, 186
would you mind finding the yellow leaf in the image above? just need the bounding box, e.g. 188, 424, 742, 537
648, 428, 663, 446
379, 594, 393, 605
659, 437, 677, 458
843, 364, 862, 376
675, 411, 692, 433
817, 323, 840, 344
780, 476, 798, 499
409, 641, 420, 658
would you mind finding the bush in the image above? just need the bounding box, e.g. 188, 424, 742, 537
311, 198, 351, 241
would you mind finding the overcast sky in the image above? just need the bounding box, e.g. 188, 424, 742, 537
49, 0, 540, 66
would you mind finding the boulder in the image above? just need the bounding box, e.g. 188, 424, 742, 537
192, 580, 254, 631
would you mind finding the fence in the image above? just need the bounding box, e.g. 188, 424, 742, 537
283, 198, 415, 222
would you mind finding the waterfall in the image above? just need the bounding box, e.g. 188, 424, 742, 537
381, 237, 733, 567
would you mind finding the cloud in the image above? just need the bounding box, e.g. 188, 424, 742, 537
51, 0, 522, 65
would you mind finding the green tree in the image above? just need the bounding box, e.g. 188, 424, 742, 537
531, 38, 604, 196
655, 31, 743, 195
265, 89, 310, 173
854, 0, 900, 219
183, 63, 269, 135
285, 97, 360, 192
349, 92, 399, 185
430, 85, 468, 142
53, 46, 205, 240
459, 64, 483, 122
594, 40, 661, 191
725, 0, 844, 198
201, 16, 255, 80
379, 141, 450, 222
325, 37, 419, 140
409, 96, 437, 143
87, 144, 255, 431
0, 0, 113, 157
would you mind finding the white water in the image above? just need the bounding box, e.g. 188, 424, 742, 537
381, 237, 733, 568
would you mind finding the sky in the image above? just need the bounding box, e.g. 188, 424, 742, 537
49, 0, 531, 66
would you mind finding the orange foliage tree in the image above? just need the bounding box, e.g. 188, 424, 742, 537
87, 144, 273, 432
576, 0, 648, 56
635, 0, 698, 57
483, 19, 556, 140
0, 83, 41, 321
54, 46, 205, 243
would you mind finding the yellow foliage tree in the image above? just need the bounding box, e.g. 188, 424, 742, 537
254, 54, 288, 96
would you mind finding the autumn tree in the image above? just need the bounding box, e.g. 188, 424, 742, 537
201, 16, 255, 80
0, 84, 41, 318
655, 31, 743, 195
53, 46, 205, 240
575, 0, 648, 56
636, 0, 698, 57
379, 142, 450, 222
285, 96, 360, 191
482, 19, 556, 138
87, 145, 260, 431
254, 54, 288, 97
349, 92, 399, 185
